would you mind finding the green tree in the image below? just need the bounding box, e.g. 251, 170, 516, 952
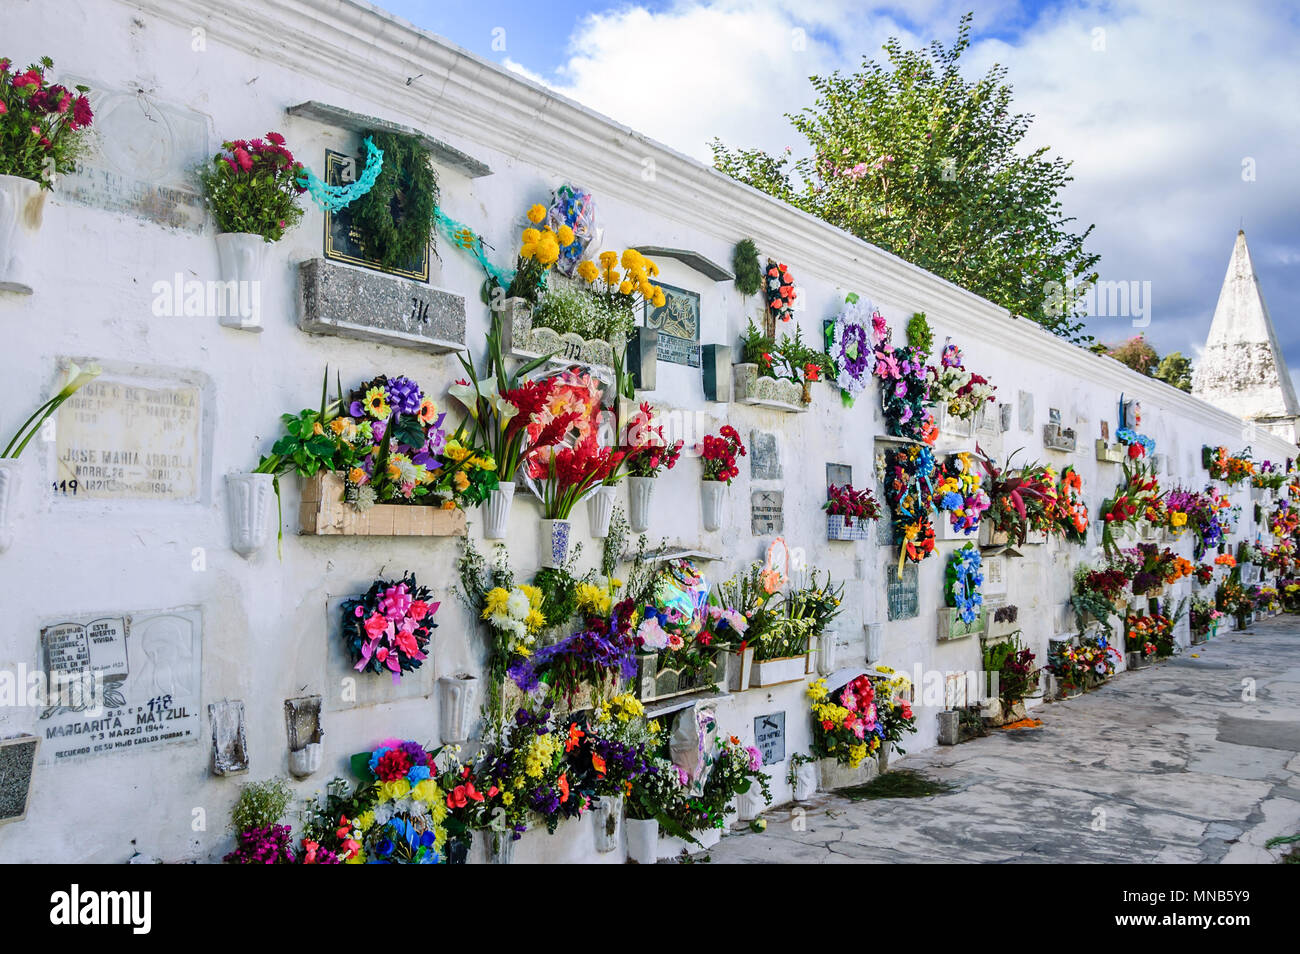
1154, 351, 1194, 392
1107, 335, 1159, 375
710, 13, 1099, 341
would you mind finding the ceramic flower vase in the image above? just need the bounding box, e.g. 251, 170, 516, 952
587, 484, 617, 538
0, 457, 23, 553
626, 817, 658, 864
225, 473, 275, 558
287, 742, 322, 779
816, 630, 839, 676
737, 784, 767, 822
591, 793, 624, 854
793, 762, 818, 802
438, 673, 478, 745
214, 232, 268, 332
0, 175, 45, 295
701, 480, 725, 531
627, 476, 655, 533
483, 482, 514, 539
539, 518, 572, 568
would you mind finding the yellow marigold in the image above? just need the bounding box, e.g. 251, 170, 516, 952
598, 250, 618, 267
576, 259, 599, 283
621, 248, 643, 270
647, 260, 660, 277
535, 232, 560, 266
526, 203, 547, 224
639, 279, 653, 298
483, 587, 510, 616
651, 287, 666, 308
618, 279, 633, 295
557, 224, 575, 245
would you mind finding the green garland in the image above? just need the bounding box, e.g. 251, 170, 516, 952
733, 238, 762, 296
349, 130, 439, 270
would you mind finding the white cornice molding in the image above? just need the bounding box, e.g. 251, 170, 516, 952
127, 0, 1295, 456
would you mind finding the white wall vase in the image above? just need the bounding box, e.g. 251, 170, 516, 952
0, 457, 23, 553
587, 484, 616, 538
626, 817, 658, 864
793, 762, 818, 802
591, 793, 624, 854
877, 742, 892, 773
483, 482, 515, 539
627, 476, 656, 533
214, 232, 268, 332
539, 518, 572, 568
287, 742, 322, 779
737, 784, 767, 822
864, 621, 884, 665
438, 673, 478, 745
701, 480, 726, 531
816, 630, 839, 676
0, 174, 44, 295
225, 473, 275, 558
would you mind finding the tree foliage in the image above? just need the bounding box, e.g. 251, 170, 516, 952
710, 13, 1100, 341
1099, 335, 1194, 392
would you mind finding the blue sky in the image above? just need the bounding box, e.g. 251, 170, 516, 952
378, 0, 1300, 383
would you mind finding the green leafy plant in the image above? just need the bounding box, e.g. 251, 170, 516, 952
906, 312, 933, 357
348, 130, 438, 269
200, 132, 306, 241
0, 56, 94, 186
710, 13, 1100, 342
733, 238, 762, 296
229, 778, 293, 833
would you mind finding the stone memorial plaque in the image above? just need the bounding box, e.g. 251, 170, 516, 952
58, 87, 209, 231
1018, 391, 1034, 432
38, 608, 202, 764
322, 149, 430, 280
751, 490, 784, 536
751, 431, 782, 480
754, 711, 786, 766
983, 554, 1008, 597
298, 258, 466, 353
55, 375, 202, 502
887, 563, 919, 621
826, 463, 853, 488
644, 283, 701, 367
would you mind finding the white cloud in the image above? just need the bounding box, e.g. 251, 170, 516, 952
521, 0, 1300, 370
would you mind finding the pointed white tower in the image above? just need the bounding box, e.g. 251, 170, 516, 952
1191, 230, 1299, 443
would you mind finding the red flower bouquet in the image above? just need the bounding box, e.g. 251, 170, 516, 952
699, 426, 747, 484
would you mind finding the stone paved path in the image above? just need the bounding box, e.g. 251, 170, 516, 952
706, 617, 1300, 863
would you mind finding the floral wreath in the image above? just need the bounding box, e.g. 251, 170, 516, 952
1057, 466, 1089, 543
342, 574, 440, 684
883, 445, 937, 575
945, 543, 984, 624
932, 451, 989, 535
874, 335, 932, 443
765, 260, 796, 322
827, 296, 882, 405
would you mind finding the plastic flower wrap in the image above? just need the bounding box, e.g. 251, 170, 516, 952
546, 183, 597, 276
341, 574, 439, 684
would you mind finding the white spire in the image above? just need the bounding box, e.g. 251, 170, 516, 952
1191, 230, 1300, 425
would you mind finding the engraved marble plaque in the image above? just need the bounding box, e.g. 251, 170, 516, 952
751, 490, 784, 536
55, 375, 202, 502
37, 608, 202, 764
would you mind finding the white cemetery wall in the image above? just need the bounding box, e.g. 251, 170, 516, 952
0, 0, 1292, 862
